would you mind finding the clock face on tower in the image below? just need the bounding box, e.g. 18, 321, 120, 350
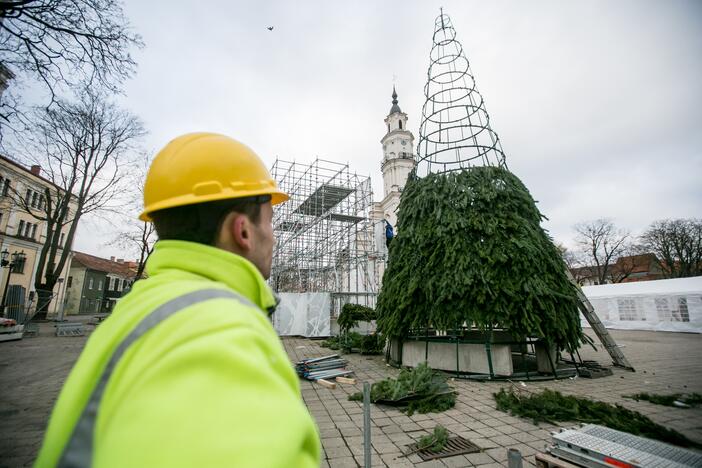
401, 140, 407, 146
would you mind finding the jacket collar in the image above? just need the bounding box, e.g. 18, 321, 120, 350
145, 240, 278, 314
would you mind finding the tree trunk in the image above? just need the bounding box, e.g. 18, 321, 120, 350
33, 286, 55, 321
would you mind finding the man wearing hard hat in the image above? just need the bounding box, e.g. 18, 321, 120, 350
36, 133, 320, 467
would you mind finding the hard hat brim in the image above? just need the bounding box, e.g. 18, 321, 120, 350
139, 188, 289, 222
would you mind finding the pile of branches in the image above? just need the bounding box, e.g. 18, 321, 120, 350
376, 167, 586, 352
338, 303, 377, 333
494, 387, 700, 449
321, 332, 384, 355
405, 425, 449, 456
349, 363, 456, 415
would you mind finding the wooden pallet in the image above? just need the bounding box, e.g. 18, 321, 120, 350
535, 452, 581, 468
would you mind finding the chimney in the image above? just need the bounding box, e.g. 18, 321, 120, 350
30, 165, 41, 176
110, 256, 115, 262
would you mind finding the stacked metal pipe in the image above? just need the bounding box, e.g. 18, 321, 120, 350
295, 354, 353, 381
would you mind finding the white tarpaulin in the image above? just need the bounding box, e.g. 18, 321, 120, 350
581, 277, 702, 333
274, 293, 331, 337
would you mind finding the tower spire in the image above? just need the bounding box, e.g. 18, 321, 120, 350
389, 86, 401, 114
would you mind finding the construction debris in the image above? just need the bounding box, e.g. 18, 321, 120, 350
295, 354, 353, 381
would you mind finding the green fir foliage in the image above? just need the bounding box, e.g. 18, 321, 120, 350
376, 167, 585, 352
338, 303, 377, 333
320, 332, 384, 355
494, 388, 701, 449
417, 425, 450, 452
348, 363, 456, 415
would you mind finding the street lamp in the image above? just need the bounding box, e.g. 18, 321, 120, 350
1, 249, 27, 318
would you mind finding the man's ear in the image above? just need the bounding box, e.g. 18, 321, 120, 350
229, 213, 253, 252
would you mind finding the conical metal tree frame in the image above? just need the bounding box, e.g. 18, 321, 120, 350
417, 9, 506, 176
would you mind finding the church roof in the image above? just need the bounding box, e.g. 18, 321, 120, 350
389, 86, 402, 114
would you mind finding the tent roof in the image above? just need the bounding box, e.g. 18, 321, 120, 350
582, 276, 702, 298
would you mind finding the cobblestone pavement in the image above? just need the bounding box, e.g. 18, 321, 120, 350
0, 323, 700, 467
285, 329, 702, 468
0, 318, 91, 468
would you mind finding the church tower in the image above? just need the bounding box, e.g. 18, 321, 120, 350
375, 86, 416, 228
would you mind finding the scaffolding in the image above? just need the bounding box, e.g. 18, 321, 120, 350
270, 158, 381, 315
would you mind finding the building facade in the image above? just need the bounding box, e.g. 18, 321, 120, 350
570, 253, 665, 286
64, 252, 136, 315
0, 155, 73, 318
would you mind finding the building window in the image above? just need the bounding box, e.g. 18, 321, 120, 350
89, 278, 93, 290
24, 222, 31, 238
38, 195, 44, 210
617, 298, 644, 321
122, 279, 127, 290
98, 280, 102, 291
114, 278, 120, 291
67, 276, 73, 288
12, 255, 25, 274
17, 220, 24, 236
30, 224, 37, 239
2, 179, 10, 196
0, 212, 3, 226
399, 120, 402, 129
25, 189, 31, 204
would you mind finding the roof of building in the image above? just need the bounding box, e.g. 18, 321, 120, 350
0, 154, 61, 191
72, 251, 137, 278
389, 86, 402, 114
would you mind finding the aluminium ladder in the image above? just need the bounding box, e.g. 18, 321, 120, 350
566, 270, 634, 371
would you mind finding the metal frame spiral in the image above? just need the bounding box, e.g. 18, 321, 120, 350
417, 10, 507, 175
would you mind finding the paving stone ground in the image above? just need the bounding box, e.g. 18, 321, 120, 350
0, 322, 700, 467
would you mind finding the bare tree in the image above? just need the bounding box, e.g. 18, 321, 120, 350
0, 0, 142, 129
574, 219, 631, 285
641, 219, 702, 278
556, 242, 588, 284
109, 156, 156, 280
15, 89, 144, 318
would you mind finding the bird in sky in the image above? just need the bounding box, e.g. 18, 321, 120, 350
267, 26, 274, 31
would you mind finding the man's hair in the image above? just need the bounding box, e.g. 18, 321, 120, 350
151, 195, 271, 246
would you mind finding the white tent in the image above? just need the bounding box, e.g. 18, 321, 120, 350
581, 277, 702, 333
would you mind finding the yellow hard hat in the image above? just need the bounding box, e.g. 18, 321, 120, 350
139, 132, 288, 222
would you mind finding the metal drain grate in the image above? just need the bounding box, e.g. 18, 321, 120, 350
407, 436, 481, 461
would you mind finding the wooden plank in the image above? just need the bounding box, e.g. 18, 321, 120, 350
335, 376, 357, 385
534, 452, 580, 468
317, 379, 336, 390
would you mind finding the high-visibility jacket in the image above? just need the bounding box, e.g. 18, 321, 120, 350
36, 240, 320, 467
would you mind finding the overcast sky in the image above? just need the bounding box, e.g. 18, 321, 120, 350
74, 0, 701, 258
